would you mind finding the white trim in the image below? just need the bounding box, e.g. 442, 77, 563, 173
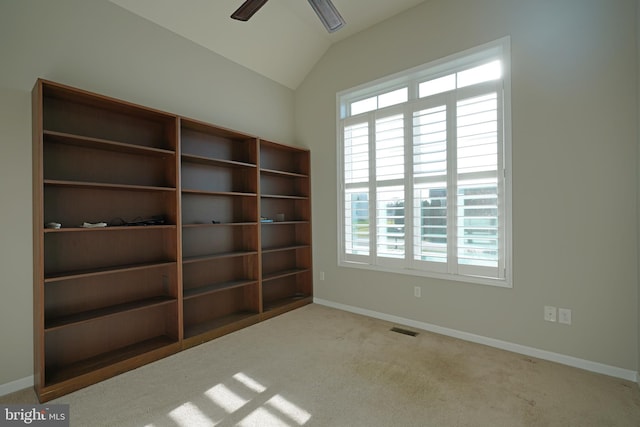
338, 259, 511, 288
337, 37, 510, 116
314, 298, 638, 383
0, 375, 33, 398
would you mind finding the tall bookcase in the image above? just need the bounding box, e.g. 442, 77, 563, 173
32, 79, 312, 402
32, 80, 182, 402
259, 141, 313, 318
180, 119, 261, 347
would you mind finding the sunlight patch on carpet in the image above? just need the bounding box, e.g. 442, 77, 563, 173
266, 395, 312, 425
239, 407, 291, 427
168, 401, 213, 426
165, 372, 311, 426
234, 372, 267, 393
205, 383, 248, 413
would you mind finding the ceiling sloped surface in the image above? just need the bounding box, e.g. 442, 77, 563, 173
109, 0, 426, 89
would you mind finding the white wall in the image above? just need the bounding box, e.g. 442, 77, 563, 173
296, 0, 639, 372
0, 0, 295, 388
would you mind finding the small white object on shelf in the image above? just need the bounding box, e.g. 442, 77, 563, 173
81, 222, 108, 228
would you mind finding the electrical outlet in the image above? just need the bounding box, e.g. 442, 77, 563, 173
544, 306, 557, 322
414, 286, 421, 298
319, 271, 325, 281
559, 308, 572, 325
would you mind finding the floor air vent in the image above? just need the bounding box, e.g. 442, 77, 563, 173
390, 327, 418, 337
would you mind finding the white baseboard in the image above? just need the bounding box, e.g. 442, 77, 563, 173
0, 375, 33, 398
3, 301, 638, 396
314, 298, 639, 383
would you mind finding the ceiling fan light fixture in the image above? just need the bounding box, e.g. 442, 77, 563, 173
231, 0, 345, 33
231, 0, 269, 21
307, 0, 345, 33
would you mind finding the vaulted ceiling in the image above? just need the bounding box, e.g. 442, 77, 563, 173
109, 0, 427, 89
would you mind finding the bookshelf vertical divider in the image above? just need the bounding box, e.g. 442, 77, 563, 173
32, 79, 312, 402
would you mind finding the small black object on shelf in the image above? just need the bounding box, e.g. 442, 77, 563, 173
126, 215, 166, 226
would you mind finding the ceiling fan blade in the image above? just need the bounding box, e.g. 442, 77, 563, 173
308, 0, 345, 32
231, 0, 269, 21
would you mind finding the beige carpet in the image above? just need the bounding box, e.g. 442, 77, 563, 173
2, 304, 640, 426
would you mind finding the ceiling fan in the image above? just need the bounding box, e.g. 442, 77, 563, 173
231, 0, 346, 33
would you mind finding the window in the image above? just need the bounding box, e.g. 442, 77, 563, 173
338, 38, 512, 287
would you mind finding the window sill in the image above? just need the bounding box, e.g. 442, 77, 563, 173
338, 260, 512, 288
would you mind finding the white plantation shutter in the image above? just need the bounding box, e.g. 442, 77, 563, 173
338, 37, 510, 287
344, 121, 369, 184
456, 91, 503, 278
343, 120, 370, 259
375, 113, 405, 263
412, 103, 448, 271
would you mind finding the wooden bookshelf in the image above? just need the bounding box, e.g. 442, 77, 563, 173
33, 79, 181, 402
180, 118, 261, 347
259, 140, 313, 319
32, 79, 312, 402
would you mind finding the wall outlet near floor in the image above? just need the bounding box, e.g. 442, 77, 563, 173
319, 271, 325, 281
559, 308, 572, 325
544, 306, 557, 322
414, 286, 421, 298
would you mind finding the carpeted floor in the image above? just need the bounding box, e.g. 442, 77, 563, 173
2, 304, 640, 426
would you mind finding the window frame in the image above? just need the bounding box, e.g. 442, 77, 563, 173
336, 37, 512, 288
